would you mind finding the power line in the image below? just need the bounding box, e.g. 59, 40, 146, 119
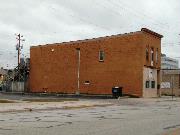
108, 0, 169, 27
49, 4, 111, 32
104, 0, 177, 35
114, 0, 169, 26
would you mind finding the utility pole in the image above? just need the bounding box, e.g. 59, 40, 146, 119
17, 34, 20, 67
15, 33, 25, 81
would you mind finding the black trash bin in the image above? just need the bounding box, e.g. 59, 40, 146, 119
112, 87, 123, 98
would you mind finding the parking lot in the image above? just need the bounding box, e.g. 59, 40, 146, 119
0, 93, 180, 135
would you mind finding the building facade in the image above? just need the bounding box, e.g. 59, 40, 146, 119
29, 28, 163, 97
161, 69, 180, 96
161, 54, 179, 69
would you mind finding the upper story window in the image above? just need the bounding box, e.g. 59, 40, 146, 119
150, 48, 154, 66
146, 48, 149, 61
151, 48, 154, 61
99, 50, 104, 62
156, 49, 158, 64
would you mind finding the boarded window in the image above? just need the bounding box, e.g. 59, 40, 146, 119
99, 50, 104, 61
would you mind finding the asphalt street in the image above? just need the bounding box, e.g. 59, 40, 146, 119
0, 95, 180, 135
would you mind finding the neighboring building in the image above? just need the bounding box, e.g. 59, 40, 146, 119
161, 54, 179, 69
161, 69, 180, 96
0, 58, 30, 92
0, 68, 8, 81
29, 28, 163, 97
0, 67, 8, 90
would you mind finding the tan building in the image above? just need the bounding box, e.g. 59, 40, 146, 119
29, 28, 163, 97
161, 69, 180, 96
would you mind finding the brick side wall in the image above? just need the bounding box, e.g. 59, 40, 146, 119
29, 30, 162, 97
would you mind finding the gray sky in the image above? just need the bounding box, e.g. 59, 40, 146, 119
0, 0, 180, 69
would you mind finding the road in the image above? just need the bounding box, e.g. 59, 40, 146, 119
0, 95, 180, 135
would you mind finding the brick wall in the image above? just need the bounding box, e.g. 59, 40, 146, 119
29, 29, 162, 97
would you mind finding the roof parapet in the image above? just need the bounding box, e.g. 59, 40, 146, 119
141, 28, 163, 38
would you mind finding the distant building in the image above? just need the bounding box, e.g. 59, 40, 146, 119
161, 54, 179, 69
0, 68, 8, 81
0, 67, 8, 90
29, 28, 163, 97
161, 69, 180, 96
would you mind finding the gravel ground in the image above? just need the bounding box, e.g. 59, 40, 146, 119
0, 93, 180, 135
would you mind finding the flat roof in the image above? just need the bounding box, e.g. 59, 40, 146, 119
31, 28, 163, 48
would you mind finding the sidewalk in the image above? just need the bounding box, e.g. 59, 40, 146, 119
0, 99, 112, 113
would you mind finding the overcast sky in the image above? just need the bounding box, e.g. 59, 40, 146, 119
0, 0, 180, 68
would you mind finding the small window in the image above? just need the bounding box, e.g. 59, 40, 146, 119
146, 81, 150, 88
99, 50, 104, 61
51, 48, 55, 52
84, 81, 90, 85
151, 81, 155, 88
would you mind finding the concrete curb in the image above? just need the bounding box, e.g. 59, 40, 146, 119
0, 91, 115, 99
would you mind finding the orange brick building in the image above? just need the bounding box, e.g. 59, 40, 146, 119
29, 28, 163, 97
